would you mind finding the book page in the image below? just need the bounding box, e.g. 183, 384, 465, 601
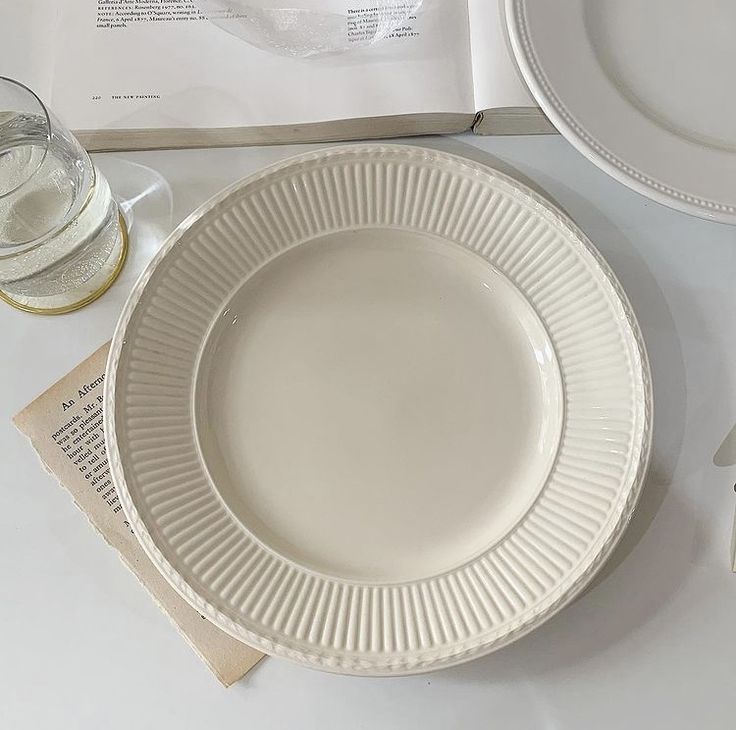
14, 343, 264, 687
0, 0, 58, 99
467, 0, 534, 111
49, 0, 474, 131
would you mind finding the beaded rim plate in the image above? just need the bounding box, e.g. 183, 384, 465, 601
506, 0, 736, 224
106, 144, 652, 675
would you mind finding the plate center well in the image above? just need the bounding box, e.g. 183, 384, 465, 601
195, 228, 563, 582
585, 0, 736, 151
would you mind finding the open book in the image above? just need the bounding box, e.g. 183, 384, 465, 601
4, 0, 554, 151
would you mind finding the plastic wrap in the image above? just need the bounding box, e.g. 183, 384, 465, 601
193, 1, 425, 57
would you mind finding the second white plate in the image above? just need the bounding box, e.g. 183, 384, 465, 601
106, 144, 651, 674
507, 0, 736, 223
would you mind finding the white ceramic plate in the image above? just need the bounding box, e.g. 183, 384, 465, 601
506, 0, 736, 223
106, 144, 651, 675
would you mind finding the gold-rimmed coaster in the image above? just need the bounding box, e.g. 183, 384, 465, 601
0, 212, 129, 316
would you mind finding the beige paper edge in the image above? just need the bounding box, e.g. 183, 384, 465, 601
14, 342, 265, 686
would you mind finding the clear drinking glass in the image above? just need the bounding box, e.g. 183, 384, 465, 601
0, 77, 127, 314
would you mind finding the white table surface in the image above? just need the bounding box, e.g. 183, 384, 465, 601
2, 134, 735, 728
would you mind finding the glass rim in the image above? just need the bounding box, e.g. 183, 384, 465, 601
0, 76, 52, 200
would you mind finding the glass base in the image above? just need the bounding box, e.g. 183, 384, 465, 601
0, 212, 128, 315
